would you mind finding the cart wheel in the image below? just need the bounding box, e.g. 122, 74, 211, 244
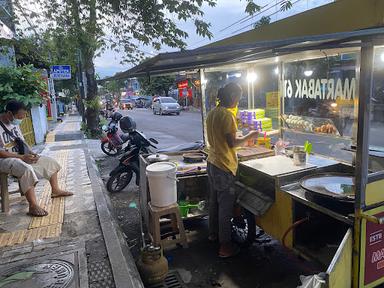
231, 208, 256, 246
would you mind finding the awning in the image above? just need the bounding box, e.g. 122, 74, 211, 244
103, 27, 384, 81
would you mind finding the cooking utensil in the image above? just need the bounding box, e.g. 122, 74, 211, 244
182, 152, 206, 163
293, 146, 307, 166
300, 173, 355, 214
147, 154, 170, 163
300, 173, 355, 200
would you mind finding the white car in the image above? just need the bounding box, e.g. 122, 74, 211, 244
153, 97, 181, 115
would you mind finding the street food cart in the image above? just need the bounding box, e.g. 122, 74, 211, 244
131, 27, 384, 287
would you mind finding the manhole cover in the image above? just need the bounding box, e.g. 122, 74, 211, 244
1, 259, 74, 288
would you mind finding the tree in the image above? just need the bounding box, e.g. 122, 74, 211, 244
0, 65, 47, 111
138, 75, 176, 97
105, 79, 124, 104
13, 0, 292, 136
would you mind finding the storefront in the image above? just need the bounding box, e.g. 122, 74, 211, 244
124, 27, 384, 287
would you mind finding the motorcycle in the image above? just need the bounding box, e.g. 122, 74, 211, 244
100, 121, 130, 156
106, 130, 158, 193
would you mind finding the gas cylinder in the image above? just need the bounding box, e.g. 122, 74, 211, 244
137, 245, 168, 285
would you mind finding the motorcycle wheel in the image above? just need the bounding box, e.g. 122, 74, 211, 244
101, 142, 120, 156
106, 170, 133, 193
231, 208, 256, 247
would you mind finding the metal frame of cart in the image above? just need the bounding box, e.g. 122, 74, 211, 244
130, 28, 384, 287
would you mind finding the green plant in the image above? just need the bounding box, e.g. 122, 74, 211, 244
84, 97, 102, 110
0, 65, 46, 111
304, 140, 313, 154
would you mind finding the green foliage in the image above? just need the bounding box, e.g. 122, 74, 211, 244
138, 75, 176, 97
0, 65, 46, 111
84, 97, 102, 110
254, 16, 271, 29
105, 80, 122, 96
280, 1, 293, 12
245, 1, 261, 15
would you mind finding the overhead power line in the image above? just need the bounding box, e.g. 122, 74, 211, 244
230, 0, 303, 35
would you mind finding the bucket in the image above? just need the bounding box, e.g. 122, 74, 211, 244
146, 162, 177, 207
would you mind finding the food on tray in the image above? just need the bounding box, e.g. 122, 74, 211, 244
314, 124, 337, 134
284, 114, 339, 135
284, 115, 314, 132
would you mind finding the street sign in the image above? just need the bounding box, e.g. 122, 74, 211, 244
50, 65, 71, 80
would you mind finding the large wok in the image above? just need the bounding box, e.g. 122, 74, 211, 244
300, 173, 355, 215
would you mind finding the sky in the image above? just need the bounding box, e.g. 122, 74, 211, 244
94, 0, 333, 78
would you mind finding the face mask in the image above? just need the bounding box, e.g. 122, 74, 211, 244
10, 114, 22, 126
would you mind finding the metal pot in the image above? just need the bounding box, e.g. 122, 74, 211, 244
147, 153, 170, 163
293, 146, 307, 166
182, 152, 206, 163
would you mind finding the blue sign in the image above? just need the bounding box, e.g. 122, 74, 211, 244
50, 65, 71, 80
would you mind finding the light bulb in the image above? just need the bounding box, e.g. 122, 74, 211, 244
304, 70, 313, 77
247, 72, 257, 83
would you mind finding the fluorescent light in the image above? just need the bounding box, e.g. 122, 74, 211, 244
274, 67, 279, 75
304, 70, 313, 77
234, 72, 242, 78
247, 72, 257, 83
380, 52, 384, 62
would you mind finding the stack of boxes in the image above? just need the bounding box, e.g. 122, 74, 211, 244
238, 109, 273, 131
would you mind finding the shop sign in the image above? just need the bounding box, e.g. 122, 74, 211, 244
284, 77, 356, 100
50, 65, 71, 80
365, 212, 384, 285
177, 80, 189, 89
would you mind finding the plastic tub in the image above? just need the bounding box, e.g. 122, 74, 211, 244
146, 162, 177, 207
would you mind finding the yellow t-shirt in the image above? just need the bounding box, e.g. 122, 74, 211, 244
206, 106, 238, 175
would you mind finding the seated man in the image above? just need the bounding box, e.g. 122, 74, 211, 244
0, 100, 73, 217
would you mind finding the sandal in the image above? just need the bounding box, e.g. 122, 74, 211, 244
51, 191, 73, 198
28, 206, 48, 217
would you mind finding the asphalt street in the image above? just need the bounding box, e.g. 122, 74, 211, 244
120, 108, 203, 149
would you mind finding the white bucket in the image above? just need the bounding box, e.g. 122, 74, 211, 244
146, 162, 177, 207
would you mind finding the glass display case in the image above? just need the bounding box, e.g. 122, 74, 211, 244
201, 60, 280, 149
200, 47, 361, 162
281, 49, 359, 162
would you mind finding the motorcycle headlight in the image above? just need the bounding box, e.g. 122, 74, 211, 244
102, 125, 108, 131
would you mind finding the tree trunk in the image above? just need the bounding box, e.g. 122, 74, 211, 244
85, 58, 99, 135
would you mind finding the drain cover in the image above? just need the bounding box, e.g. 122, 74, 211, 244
147, 271, 185, 288
1, 259, 74, 288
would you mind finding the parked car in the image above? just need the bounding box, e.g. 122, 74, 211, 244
120, 99, 134, 110
153, 97, 181, 115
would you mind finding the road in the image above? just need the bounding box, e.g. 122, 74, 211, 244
120, 108, 203, 149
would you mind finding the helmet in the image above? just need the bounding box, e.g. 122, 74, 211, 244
111, 112, 123, 122
119, 116, 136, 133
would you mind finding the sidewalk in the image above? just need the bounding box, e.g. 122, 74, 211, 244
0, 115, 142, 288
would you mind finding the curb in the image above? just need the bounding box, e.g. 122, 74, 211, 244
83, 139, 144, 288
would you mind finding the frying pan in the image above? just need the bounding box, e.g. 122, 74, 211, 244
300, 173, 355, 214
183, 152, 206, 163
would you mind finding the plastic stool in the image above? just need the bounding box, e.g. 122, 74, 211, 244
148, 202, 188, 248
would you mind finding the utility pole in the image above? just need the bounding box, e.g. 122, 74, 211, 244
76, 49, 86, 122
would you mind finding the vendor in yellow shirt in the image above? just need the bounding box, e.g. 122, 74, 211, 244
206, 82, 258, 258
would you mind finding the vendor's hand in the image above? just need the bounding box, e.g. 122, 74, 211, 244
31, 153, 40, 159
21, 154, 39, 164
248, 130, 259, 138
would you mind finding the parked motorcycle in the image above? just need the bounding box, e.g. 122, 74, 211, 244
107, 116, 158, 192
106, 116, 203, 193
100, 112, 130, 156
